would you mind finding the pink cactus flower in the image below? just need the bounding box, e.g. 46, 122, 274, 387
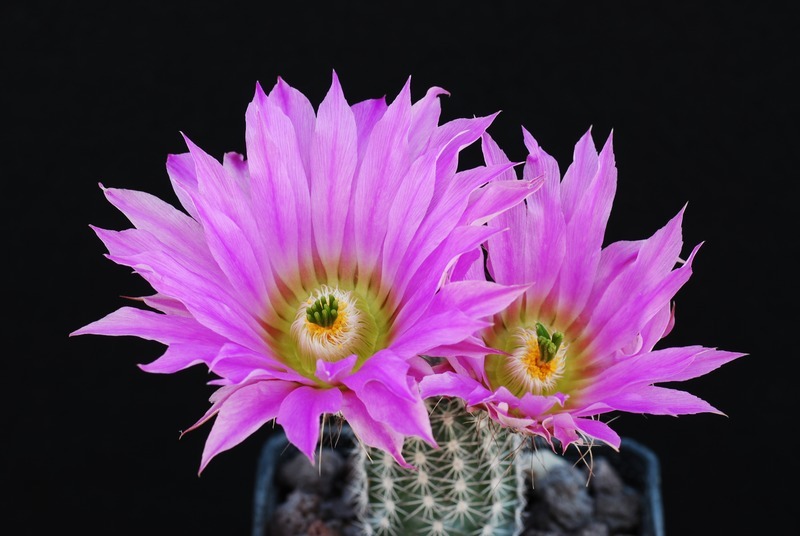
71, 73, 541, 472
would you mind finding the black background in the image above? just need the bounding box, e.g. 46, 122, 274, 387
4, 1, 796, 534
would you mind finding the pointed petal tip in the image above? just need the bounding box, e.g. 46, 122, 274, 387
601, 129, 614, 151
577, 126, 597, 149
180, 134, 215, 163
251, 81, 265, 103
481, 110, 502, 124
179, 130, 193, 145
197, 453, 210, 476
400, 75, 412, 94
177, 131, 197, 152
324, 70, 342, 95
521, 126, 546, 158
521, 124, 535, 137
327, 71, 345, 97
67, 326, 84, 337
430, 85, 451, 98
137, 361, 171, 374
254, 80, 270, 103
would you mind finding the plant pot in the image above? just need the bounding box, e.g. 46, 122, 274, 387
251, 428, 665, 536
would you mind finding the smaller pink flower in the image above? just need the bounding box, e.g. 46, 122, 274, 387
422, 127, 746, 451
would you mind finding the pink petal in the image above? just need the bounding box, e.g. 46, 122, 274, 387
391, 309, 490, 357
394, 222, 505, 330
199, 380, 297, 473
559, 128, 600, 222
309, 72, 358, 277
102, 186, 206, 256
419, 371, 485, 400
71, 305, 210, 341
343, 349, 417, 402
245, 83, 310, 282
351, 96, 388, 163
340, 393, 411, 468
656, 348, 746, 383
353, 78, 412, 277
428, 280, 529, 322
409, 85, 448, 156
71, 306, 225, 373
95, 228, 269, 353
140, 294, 191, 316
432, 113, 498, 182
573, 417, 621, 449
448, 246, 484, 283
481, 131, 566, 293
381, 153, 436, 289
517, 130, 567, 302
585, 240, 700, 360
166, 152, 200, 220
461, 175, 543, 227
549, 413, 584, 451
315, 354, 358, 384
222, 151, 250, 191
551, 131, 617, 325
342, 351, 434, 443
208, 343, 290, 382
480, 132, 518, 182
516, 392, 563, 417
268, 76, 317, 175
181, 135, 272, 311
400, 163, 516, 290
276, 385, 343, 463
600, 385, 723, 416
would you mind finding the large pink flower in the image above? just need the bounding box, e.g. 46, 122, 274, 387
422, 127, 745, 451
71, 73, 539, 471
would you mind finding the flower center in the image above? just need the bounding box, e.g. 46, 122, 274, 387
489, 322, 568, 397
290, 285, 378, 368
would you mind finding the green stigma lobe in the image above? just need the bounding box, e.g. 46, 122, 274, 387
306, 295, 339, 327
535, 322, 564, 363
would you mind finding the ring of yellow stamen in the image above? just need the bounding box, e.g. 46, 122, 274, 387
290, 285, 378, 368
500, 326, 568, 396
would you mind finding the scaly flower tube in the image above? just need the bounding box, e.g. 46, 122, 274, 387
71, 73, 540, 471
421, 127, 746, 452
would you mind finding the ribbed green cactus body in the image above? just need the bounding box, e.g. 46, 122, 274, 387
351, 397, 525, 536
